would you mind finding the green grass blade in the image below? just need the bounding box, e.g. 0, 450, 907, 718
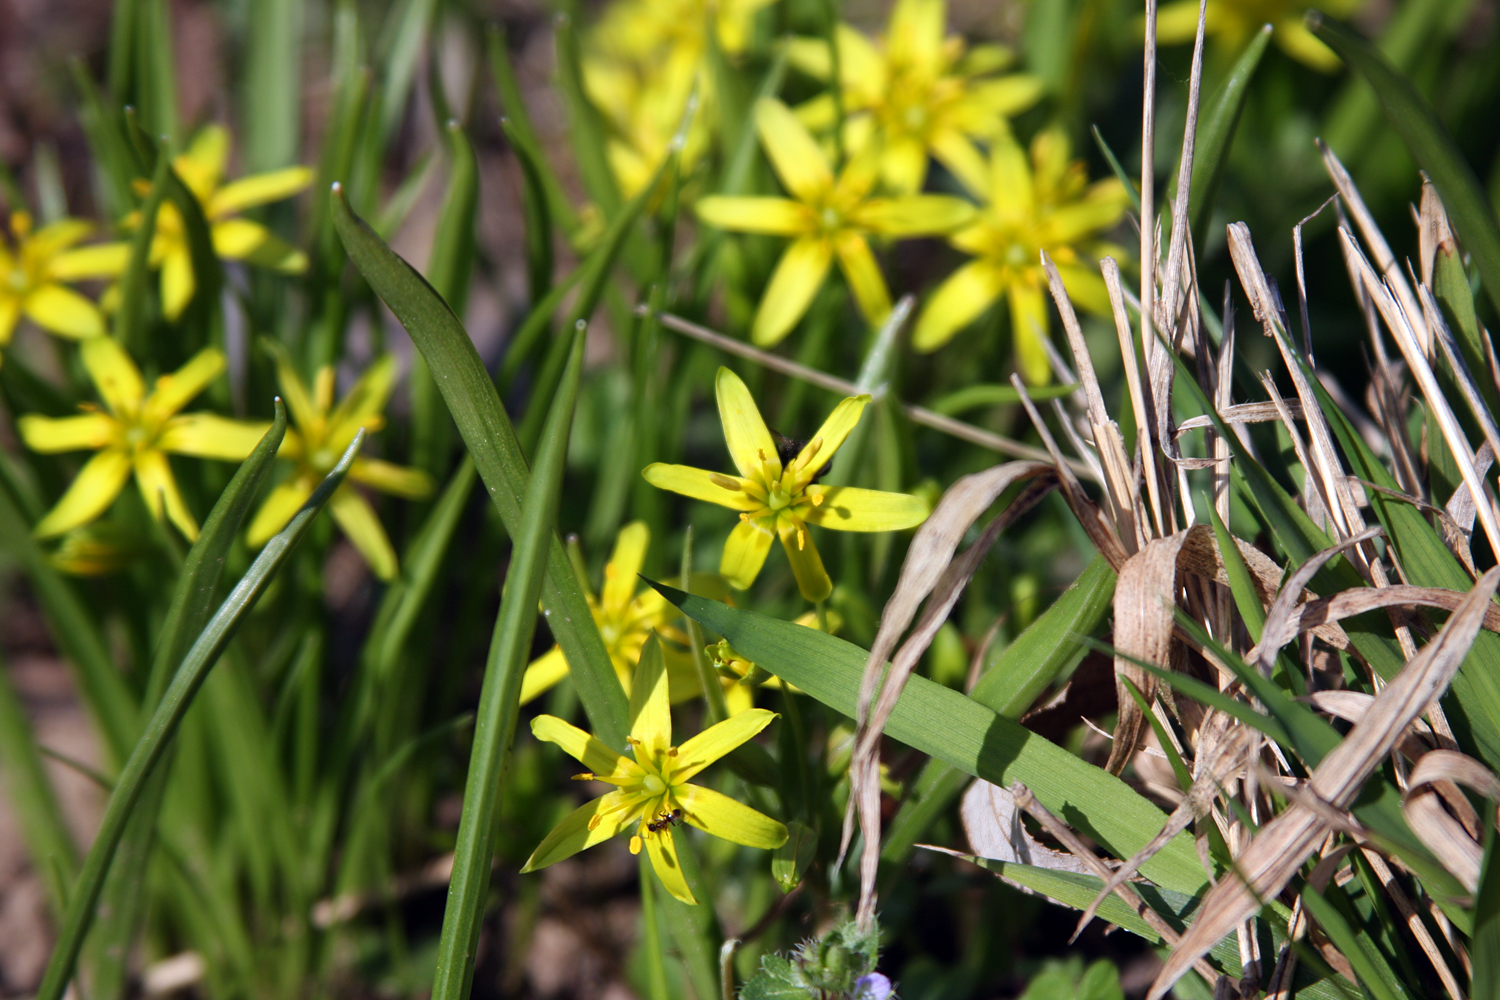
487, 24, 579, 241
34, 432, 363, 1000
553, 13, 621, 222
1091, 126, 1141, 213
331, 185, 630, 746
0, 648, 78, 915
1298, 887, 1408, 1000
928, 382, 1076, 416
652, 585, 1206, 896
1186, 24, 1270, 249
1473, 826, 1500, 998
882, 556, 1116, 862
502, 117, 556, 306
242, 0, 303, 171
1207, 506, 1265, 643
374, 0, 437, 140
430, 326, 584, 1000
115, 147, 170, 358
1312, 12, 1500, 318
134, 0, 179, 145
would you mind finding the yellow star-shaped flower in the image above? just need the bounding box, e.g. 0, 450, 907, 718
18, 338, 266, 540
789, 0, 1044, 194
522, 642, 787, 905
913, 126, 1129, 383
519, 521, 693, 705
643, 368, 929, 603
127, 125, 312, 320
707, 609, 834, 715
695, 98, 973, 347
247, 348, 434, 580
1155, 0, 1363, 73
0, 211, 129, 351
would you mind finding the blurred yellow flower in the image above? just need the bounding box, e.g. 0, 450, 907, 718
913, 127, 1129, 383
523, 645, 786, 904
644, 368, 929, 603
707, 609, 836, 715
1155, 0, 1362, 72
0, 211, 129, 351
248, 349, 433, 581
18, 338, 265, 540
128, 125, 312, 320
696, 98, 973, 347
519, 521, 692, 705
789, 0, 1044, 194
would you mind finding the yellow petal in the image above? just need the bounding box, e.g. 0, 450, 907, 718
785, 37, 833, 80
803, 486, 930, 531
134, 449, 198, 541
1152, 1, 1207, 43
676, 782, 788, 849
17, 413, 116, 453
519, 647, 571, 706
724, 682, 755, 716
521, 792, 635, 872
912, 259, 1006, 352
673, 708, 777, 781
329, 486, 397, 580
887, 0, 945, 76
777, 518, 831, 603
987, 135, 1034, 222
181, 125, 230, 192
208, 166, 314, 218
754, 98, 833, 203
695, 196, 809, 235
1045, 197, 1128, 246
142, 348, 226, 425
714, 367, 780, 482
603, 521, 649, 614
0, 295, 20, 346
833, 232, 890, 327
852, 195, 975, 238
265, 343, 321, 433
212, 219, 307, 272
1009, 277, 1052, 385
158, 413, 272, 460
81, 336, 145, 416
834, 23, 887, 96
930, 129, 991, 197
531, 714, 627, 775
720, 517, 775, 590
752, 235, 832, 348
350, 457, 434, 499
26, 219, 92, 258
965, 76, 1047, 119
160, 248, 195, 321
47, 242, 132, 281
787, 395, 868, 489
34, 449, 132, 538
629, 637, 672, 759
641, 463, 762, 512
23, 285, 105, 340
247, 477, 314, 546
645, 826, 696, 904
878, 133, 930, 195
328, 354, 397, 432
1054, 263, 1113, 317
1274, 16, 1342, 72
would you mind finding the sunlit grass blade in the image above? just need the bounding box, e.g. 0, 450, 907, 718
1298, 886, 1406, 1000
373, 0, 436, 140
430, 325, 584, 1000
331, 184, 630, 746
1207, 506, 1265, 643
929, 382, 1076, 416
1185, 24, 1270, 249
881, 555, 1116, 863
242, 0, 302, 171
34, 430, 363, 1000
652, 584, 1206, 896
1311, 12, 1500, 318
1091, 126, 1140, 213
1473, 828, 1500, 998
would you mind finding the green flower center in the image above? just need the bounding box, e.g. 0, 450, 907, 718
124, 424, 151, 450
818, 206, 842, 233
767, 484, 792, 510
642, 774, 667, 796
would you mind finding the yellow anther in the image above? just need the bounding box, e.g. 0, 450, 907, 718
668, 747, 679, 757
811, 493, 824, 506
797, 527, 806, 550
629, 835, 643, 855
572, 772, 595, 781
739, 512, 752, 522
710, 473, 743, 491
588, 814, 602, 831
604, 564, 617, 579
757, 448, 767, 462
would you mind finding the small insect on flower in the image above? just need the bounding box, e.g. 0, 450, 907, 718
645, 807, 685, 833
770, 429, 832, 483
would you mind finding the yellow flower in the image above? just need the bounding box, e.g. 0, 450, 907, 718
643, 368, 929, 603
128, 125, 312, 320
17, 338, 266, 540
584, 52, 709, 200
913, 127, 1129, 383
707, 609, 836, 715
522, 645, 787, 904
697, 99, 974, 346
519, 521, 693, 705
789, 0, 1044, 194
1155, 0, 1363, 72
0, 211, 129, 350
247, 349, 434, 580
592, 0, 775, 64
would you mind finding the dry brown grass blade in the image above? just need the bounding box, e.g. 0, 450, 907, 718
1147, 566, 1500, 1000
1157, 0, 1209, 343
1251, 527, 1382, 672
843, 462, 1058, 926
961, 779, 1091, 878
1175, 400, 1306, 433
1403, 749, 1500, 893
1106, 530, 1198, 774
1286, 581, 1500, 642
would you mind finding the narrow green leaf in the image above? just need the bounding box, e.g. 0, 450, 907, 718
929, 382, 1077, 416
1311, 12, 1500, 317
34, 431, 362, 1000
1091, 126, 1141, 212
1208, 505, 1265, 643
653, 585, 1206, 896
1121, 676, 1192, 792
430, 326, 584, 1000
1299, 887, 1408, 1000
374, 0, 437, 140
1187, 25, 1270, 250
115, 144, 170, 358
242, 0, 303, 171
553, 13, 621, 221
487, 24, 579, 240
331, 186, 630, 746
882, 556, 1116, 862
1472, 826, 1500, 998
134, 0, 180, 145
503, 117, 557, 306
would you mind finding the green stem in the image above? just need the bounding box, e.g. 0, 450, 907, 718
815, 600, 831, 635
641, 854, 671, 1000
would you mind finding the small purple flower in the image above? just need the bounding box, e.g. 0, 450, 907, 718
854, 972, 893, 1000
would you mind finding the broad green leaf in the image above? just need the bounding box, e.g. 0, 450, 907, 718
882, 556, 1116, 862
1312, 13, 1500, 318
331, 185, 631, 747
431, 327, 585, 1000
653, 584, 1207, 896
34, 431, 363, 1000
